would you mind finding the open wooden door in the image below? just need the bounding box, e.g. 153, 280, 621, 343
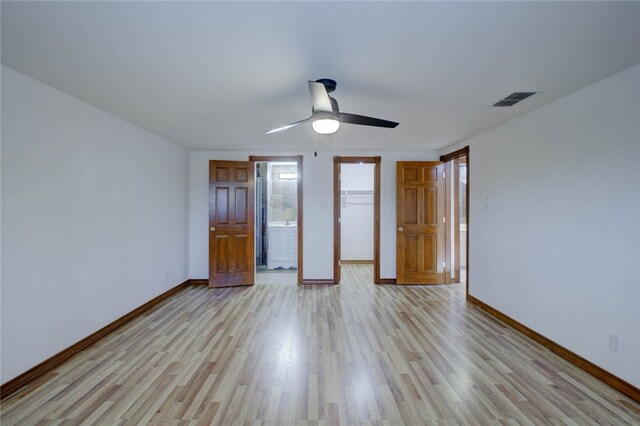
209, 160, 255, 287
396, 161, 446, 284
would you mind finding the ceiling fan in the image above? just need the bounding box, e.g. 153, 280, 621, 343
264, 79, 399, 135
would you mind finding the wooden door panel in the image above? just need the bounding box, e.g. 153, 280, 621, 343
425, 188, 437, 225
403, 188, 418, 224
213, 236, 229, 273
397, 161, 445, 284
233, 235, 249, 272
209, 160, 254, 287
399, 236, 437, 274
235, 187, 248, 224
403, 166, 418, 182
235, 167, 248, 182
423, 235, 436, 272
403, 235, 418, 272
214, 188, 229, 224
426, 165, 438, 181
215, 166, 230, 182
212, 235, 250, 271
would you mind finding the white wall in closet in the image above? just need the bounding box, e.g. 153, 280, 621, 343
340, 164, 375, 261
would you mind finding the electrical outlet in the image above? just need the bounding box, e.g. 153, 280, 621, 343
609, 334, 621, 353
484, 196, 491, 209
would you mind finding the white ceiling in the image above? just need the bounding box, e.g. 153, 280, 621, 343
2, 1, 640, 151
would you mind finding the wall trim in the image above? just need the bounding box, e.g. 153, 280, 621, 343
378, 278, 398, 284
189, 279, 208, 286
340, 260, 374, 264
0, 279, 191, 401
467, 294, 640, 403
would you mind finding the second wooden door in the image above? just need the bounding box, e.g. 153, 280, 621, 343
396, 161, 446, 284
209, 160, 255, 287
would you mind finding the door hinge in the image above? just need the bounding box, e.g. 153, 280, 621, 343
443, 171, 446, 178
338, 217, 341, 224
338, 260, 342, 265
442, 261, 446, 268
443, 216, 446, 224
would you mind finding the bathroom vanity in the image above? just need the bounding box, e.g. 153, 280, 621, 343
267, 222, 297, 269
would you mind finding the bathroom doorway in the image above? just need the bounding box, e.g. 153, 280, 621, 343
250, 156, 303, 284
440, 146, 469, 294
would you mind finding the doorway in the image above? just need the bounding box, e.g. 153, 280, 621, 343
333, 156, 381, 284
440, 147, 470, 294
455, 156, 468, 287
250, 156, 303, 285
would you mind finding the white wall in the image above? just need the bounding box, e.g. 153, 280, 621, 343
444, 64, 640, 387
189, 150, 439, 280
1, 66, 189, 383
341, 163, 375, 192
341, 164, 374, 261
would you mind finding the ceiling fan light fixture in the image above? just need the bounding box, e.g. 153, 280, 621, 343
264, 79, 398, 135
312, 118, 340, 134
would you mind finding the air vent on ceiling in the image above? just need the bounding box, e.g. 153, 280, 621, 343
493, 92, 537, 107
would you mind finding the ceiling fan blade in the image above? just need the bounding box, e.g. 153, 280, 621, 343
308, 81, 334, 112
264, 117, 312, 134
339, 112, 399, 128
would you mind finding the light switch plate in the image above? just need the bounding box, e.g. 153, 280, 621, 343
609, 334, 621, 353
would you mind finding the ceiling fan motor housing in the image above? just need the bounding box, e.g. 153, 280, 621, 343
313, 111, 339, 121
315, 78, 337, 93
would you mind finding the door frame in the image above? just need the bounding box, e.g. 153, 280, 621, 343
248, 155, 304, 284
453, 157, 463, 283
443, 159, 462, 284
439, 146, 470, 296
333, 156, 381, 284
444, 161, 453, 284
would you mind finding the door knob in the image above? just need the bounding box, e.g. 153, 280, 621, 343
210, 226, 216, 232
398, 227, 404, 232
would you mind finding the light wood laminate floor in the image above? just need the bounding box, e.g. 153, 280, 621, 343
256, 270, 298, 285
2, 265, 639, 424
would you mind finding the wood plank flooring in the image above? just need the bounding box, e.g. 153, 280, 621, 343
256, 270, 298, 285
2, 264, 639, 424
